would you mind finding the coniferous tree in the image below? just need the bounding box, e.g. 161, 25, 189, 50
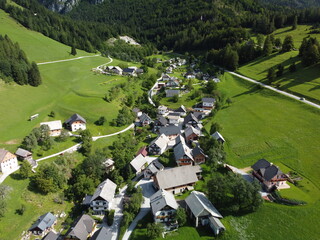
282, 35, 294, 52
28, 62, 42, 86
71, 45, 77, 56
263, 35, 273, 56
267, 67, 276, 83
292, 16, 298, 30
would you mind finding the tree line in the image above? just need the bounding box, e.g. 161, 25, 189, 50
0, 34, 41, 86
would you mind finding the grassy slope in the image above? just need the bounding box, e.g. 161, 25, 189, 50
238, 25, 320, 102
0, 10, 92, 62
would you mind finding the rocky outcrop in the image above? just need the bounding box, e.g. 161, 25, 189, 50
39, 0, 106, 13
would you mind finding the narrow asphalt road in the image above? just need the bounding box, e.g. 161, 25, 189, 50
226, 71, 320, 110
122, 179, 155, 240
37, 54, 102, 65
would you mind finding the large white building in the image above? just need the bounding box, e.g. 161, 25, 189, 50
40, 120, 62, 137
0, 149, 18, 174
64, 113, 87, 132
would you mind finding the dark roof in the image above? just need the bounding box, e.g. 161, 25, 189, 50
193, 112, 203, 120
65, 113, 86, 124
15, 148, 32, 157
184, 113, 199, 125
251, 159, 271, 171
123, 68, 135, 73
175, 105, 187, 113
139, 113, 152, 123
42, 231, 58, 240
192, 146, 207, 158
66, 214, 95, 240
136, 68, 144, 73
156, 116, 168, 126
153, 160, 164, 170
29, 212, 56, 232
168, 112, 181, 117
91, 227, 112, 240
159, 125, 181, 136
202, 98, 216, 103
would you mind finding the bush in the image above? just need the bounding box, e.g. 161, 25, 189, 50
107, 209, 115, 226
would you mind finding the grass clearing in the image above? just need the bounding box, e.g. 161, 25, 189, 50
239, 25, 320, 102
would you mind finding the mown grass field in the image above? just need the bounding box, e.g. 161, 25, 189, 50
238, 25, 320, 103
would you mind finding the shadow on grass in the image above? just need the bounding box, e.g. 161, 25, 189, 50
232, 85, 262, 98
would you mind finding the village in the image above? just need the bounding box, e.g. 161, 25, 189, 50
0, 56, 295, 240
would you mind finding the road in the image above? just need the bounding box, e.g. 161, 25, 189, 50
92, 124, 134, 141
226, 71, 320, 110
122, 178, 155, 240
37, 54, 101, 65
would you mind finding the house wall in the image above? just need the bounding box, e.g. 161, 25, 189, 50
154, 209, 176, 223
177, 158, 193, 166
90, 200, 110, 214
186, 133, 198, 142
0, 153, 18, 173
148, 145, 161, 155
71, 121, 86, 132
49, 129, 61, 137
194, 155, 205, 165
164, 183, 195, 195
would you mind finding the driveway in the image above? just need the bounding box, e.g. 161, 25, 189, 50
122, 178, 155, 240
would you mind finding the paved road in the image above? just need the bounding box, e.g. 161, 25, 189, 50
122, 178, 155, 240
37, 54, 101, 65
92, 124, 134, 141
227, 71, 320, 110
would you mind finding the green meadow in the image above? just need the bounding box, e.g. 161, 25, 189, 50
238, 25, 320, 103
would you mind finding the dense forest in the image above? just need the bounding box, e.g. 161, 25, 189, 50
0, 34, 41, 86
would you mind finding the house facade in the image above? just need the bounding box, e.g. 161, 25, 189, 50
150, 189, 178, 223
183, 113, 199, 129
158, 105, 168, 115
148, 134, 169, 155
40, 120, 62, 137
65, 114, 86, 132
0, 149, 18, 174
174, 139, 194, 166
202, 98, 216, 109
192, 147, 207, 165
89, 179, 117, 215
185, 126, 201, 143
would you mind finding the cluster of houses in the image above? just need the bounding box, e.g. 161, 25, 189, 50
0, 113, 87, 175
94, 65, 144, 77
164, 57, 187, 73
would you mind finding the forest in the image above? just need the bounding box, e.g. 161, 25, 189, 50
0, 34, 41, 86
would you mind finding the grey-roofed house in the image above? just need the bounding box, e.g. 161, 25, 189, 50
150, 189, 178, 223
251, 159, 288, 192
159, 125, 181, 140
41, 231, 58, 240
167, 113, 181, 125
184, 126, 201, 143
211, 131, 225, 144
90, 179, 117, 214
130, 154, 148, 174
158, 105, 168, 115
29, 212, 57, 236
185, 191, 225, 235
138, 113, 153, 126
15, 148, 37, 167
192, 146, 207, 165
144, 160, 164, 179
153, 165, 202, 194
183, 113, 199, 129
64, 113, 86, 132
202, 98, 216, 109
123, 67, 136, 76
102, 158, 115, 173
166, 79, 180, 88
154, 116, 168, 132
175, 105, 187, 116
174, 137, 194, 166
148, 134, 170, 155
166, 89, 180, 98
65, 214, 96, 240
90, 226, 112, 240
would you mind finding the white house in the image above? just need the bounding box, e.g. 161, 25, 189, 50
89, 179, 117, 215
40, 120, 62, 137
202, 98, 216, 109
0, 149, 18, 174
158, 105, 168, 115
130, 154, 148, 174
150, 189, 178, 223
64, 114, 86, 132
148, 134, 170, 155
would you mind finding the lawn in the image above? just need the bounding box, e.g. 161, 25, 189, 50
202, 73, 320, 239
0, 9, 93, 62
238, 24, 320, 103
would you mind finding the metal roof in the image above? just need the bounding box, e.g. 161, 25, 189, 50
150, 189, 178, 215
91, 179, 117, 203
40, 120, 62, 131
130, 154, 147, 172
66, 214, 95, 240
65, 113, 86, 124
29, 212, 56, 232
15, 148, 32, 158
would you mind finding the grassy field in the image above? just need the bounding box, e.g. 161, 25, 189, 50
238, 25, 320, 103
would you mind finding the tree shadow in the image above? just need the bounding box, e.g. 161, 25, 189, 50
232, 85, 262, 98
10, 173, 23, 181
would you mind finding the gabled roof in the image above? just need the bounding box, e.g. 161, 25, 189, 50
139, 113, 152, 123
251, 159, 270, 171
155, 165, 201, 190
185, 191, 222, 219
175, 105, 187, 113
0, 149, 13, 162
150, 189, 178, 215
66, 214, 95, 240
184, 113, 199, 125
29, 212, 56, 232
40, 120, 62, 131
130, 154, 147, 172
184, 126, 201, 138
65, 113, 86, 124
103, 158, 114, 167
123, 68, 135, 73
174, 139, 194, 161
159, 125, 181, 136
158, 105, 168, 111
156, 116, 168, 126
91, 179, 117, 203
192, 146, 207, 158
42, 231, 58, 240
137, 146, 148, 157
15, 148, 32, 158
149, 134, 170, 150
193, 112, 204, 121
211, 131, 225, 142
90, 226, 112, 240
202, 98, 216, 103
